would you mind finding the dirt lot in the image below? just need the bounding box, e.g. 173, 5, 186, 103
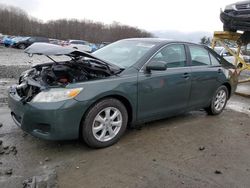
0, 47, 250, 188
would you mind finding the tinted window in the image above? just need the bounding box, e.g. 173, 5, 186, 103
29, 37, 48, 42
209, 53, 221, 66
37, 37, 49, 42
189, 46, 211, 66
28, 38, 35, 42
151, 44, 186, 68
71, 41, 87, 45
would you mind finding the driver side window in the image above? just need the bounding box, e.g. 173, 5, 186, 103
151, 44, 187, 68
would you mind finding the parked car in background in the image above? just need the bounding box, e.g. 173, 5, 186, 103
8, 39, 238, 148
221, 1, 250, 32
99, 42, 111, 49
11, 36, 30, 48
0, 35, 5, 45
89, 43, 98, 52
12, 36, 49, 49
241, 44, 250, 56
49, 39, 65, 46
65, 40, 92, 52
214, 46, 250, 64
3, 35, 15, 47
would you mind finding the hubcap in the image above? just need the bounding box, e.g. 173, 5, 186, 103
214, 89, 227, 111
92, 107, 122, 142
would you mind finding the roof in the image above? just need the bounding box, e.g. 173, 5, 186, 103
124, 38, 173, 43
123, 38, 199, 46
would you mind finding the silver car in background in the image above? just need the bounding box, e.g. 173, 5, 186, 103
214, 46, 250, 64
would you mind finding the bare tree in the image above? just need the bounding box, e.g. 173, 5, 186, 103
0, 4, 152, 42
200, 36, 211, 46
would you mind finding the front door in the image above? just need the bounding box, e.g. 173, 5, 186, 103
137, 44, 192, 121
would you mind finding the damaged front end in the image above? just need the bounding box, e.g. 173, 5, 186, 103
12, 43, 123, 103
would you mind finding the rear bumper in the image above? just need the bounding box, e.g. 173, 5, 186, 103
8, 88, 90, 140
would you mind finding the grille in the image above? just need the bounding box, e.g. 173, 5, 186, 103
236, 3, 250, 10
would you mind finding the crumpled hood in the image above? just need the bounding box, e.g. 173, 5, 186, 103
24, 42, 123, 71
25, 42, 97, 59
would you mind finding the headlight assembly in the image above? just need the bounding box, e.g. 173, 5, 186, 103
32, 87, 83, 103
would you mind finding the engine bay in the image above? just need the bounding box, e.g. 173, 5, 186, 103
16, 58, 115, 102
33, 59, 111, 86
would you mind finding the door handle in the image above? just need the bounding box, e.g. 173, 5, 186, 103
218, 69, 223, 73
182, 72, 190, 79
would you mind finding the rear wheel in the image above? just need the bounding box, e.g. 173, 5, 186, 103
81, 98, 128, 148
205, 85, 228, 115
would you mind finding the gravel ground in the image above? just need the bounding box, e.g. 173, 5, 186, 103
0, 47, 70, 79
0, 46, 70, 66
0, 100, 250, 188
0, 47, 250, 188
0, 78, 16, 106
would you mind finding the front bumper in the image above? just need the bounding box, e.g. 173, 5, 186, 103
8, 87, 90, 140
220, 10, 250, 31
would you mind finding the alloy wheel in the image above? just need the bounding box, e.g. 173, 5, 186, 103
92, 107, 122, 142
214, 89, 227, 111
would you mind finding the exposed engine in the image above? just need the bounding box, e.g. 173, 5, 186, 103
34, 60, 110, 86
16, 59, 113, 102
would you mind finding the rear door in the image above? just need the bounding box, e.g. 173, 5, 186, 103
187, 45, 222, 108
137, 44, 192, 121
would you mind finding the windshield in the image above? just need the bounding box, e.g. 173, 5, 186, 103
93, 40, 156, 68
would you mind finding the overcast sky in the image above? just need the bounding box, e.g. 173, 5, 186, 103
0, 0, 238, 32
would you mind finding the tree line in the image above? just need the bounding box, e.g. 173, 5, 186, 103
199, 36, 211, 46
0, 4, 152, 43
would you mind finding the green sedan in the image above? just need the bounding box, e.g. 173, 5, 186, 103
8, 38, 238, 148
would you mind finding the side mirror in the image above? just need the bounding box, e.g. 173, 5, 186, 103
146, 61, 167, 72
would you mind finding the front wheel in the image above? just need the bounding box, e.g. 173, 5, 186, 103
81, 98, 128, 148
205, 85, 228, 115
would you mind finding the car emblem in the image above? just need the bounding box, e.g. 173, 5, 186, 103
247, 4, 250, 8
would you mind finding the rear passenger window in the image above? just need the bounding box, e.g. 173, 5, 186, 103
189, 46, 211, 66
151, 44, 187, 68
209, 53, 221, 66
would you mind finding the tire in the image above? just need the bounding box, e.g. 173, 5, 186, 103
205, 85, 228, 115
18, 44, 26, 49
81, 98, 128, 148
